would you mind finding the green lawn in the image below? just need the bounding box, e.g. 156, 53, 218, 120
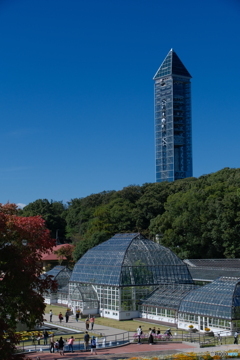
45, 304, 68, 317
45, 304, 173, 333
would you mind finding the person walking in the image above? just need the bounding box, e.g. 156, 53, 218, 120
234, 331, 238, 344
59, 312, 63, 323
148, 328, 154, 345
137, 325, 142, 344
85, 318, 90, 330
49, 309, 53, 322
58, 336, 65, 355
65, 310, 69, 323
84, 331, 90, 351
76, 312, 80, 322
68, 336, 75, 352
90, 336, 97, 355
50, 334, 55, 353
43, 330, 49, 345
90, 316, 95, 330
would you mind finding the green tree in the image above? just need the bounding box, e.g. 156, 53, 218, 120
150, 173, 240, 259
19, 199, 67, 242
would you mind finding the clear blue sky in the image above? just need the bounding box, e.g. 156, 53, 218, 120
0, 0, 240, 207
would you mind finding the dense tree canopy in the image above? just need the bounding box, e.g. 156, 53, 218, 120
19, 199, 67, 242
19, 168, 240, 261
0, 203, 57, 359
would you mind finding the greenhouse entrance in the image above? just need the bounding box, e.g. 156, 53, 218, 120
199, 316, 208, 331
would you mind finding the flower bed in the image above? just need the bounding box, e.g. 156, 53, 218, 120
118, 350, 240, 360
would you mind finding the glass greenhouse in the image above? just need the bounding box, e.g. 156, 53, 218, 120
178, 277, 240, 332
44, 265, 72, 305
69, 233, 193, 320
41, 235, 240, 332
140, 283, 197, 323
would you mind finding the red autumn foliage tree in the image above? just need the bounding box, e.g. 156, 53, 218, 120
0, 203, 57, 359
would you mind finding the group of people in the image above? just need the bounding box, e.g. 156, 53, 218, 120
50, 334, 75, 355
53, 309, 85, 324
84, 331, 97, 354
137, 326, 172, 345
58, 311, 69, 323
85, 316, 95, 330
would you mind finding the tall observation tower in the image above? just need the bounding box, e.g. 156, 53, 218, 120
153, 49, 193, 182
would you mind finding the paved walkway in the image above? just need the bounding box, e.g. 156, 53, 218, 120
24, 315, 240, 360
24, 342, 240, 360
44, 313, 130, 337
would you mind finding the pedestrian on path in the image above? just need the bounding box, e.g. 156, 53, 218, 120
49, 309, 53, 322
50, 335, 55, 353
90, 316, 95, 330
148, 328, 154, 345
65, 310, 69, 323
84, 331, 90, 350
59, 312, 63, 323
85, 318, 90, 330
76, 312, 80, 322
58, 336, 65, 355
234, 331, 238, 344
68, 336, 75, 352
137, 325, 142, 344
90, 336, 97, 355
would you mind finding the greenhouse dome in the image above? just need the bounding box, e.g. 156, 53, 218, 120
70, 233, 193, 286
69, 233, 193, 320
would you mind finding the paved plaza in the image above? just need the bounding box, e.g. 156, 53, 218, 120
23, 314, 240, 360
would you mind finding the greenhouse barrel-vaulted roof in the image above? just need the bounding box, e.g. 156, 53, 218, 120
70, 233, 193, 287
184, 259, 240, 282
179, 277, 240, 320
141, 283, 197, 310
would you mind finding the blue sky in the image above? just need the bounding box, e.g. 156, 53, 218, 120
0, 0, 240, 207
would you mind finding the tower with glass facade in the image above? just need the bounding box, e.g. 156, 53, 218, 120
154, 49, 193, 182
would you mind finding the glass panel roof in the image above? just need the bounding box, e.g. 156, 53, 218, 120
187, 267, 240, 282
71, 284, 98, 302
185, 259, 240, 282
141, 283, 197, 310
70, 233, 193, 287
153, 49, 191, 80
46, 265, 72, 289
46, 265, 66, 277
179, 277, 240, 319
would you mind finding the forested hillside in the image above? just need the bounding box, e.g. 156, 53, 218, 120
19, 168, 240, 261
